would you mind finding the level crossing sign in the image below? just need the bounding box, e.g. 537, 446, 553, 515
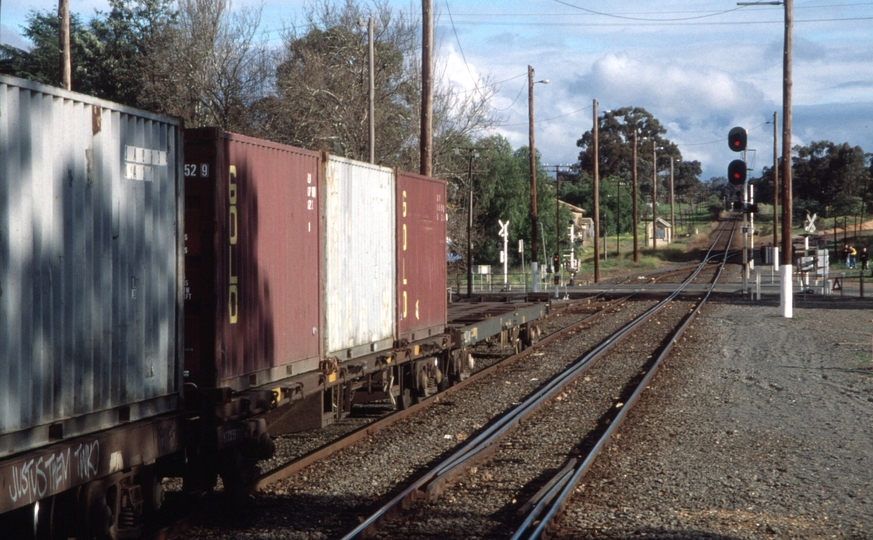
833, 278, 842, 291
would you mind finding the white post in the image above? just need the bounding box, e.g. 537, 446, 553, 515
499, 220, 510, 289
755, 269, 761, 300
519, 239, 525, 293
531, 262, 539, 292
781, 264, 793, 317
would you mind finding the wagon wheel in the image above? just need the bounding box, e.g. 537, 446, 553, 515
397, 365, 414, 410
521, 322, 541, 349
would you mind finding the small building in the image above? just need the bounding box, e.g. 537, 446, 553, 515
646, 217, 673, 247
560, 201, 594, 246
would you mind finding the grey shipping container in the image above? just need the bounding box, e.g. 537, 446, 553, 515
323, 155, 395, 360
0, 75, 184, 457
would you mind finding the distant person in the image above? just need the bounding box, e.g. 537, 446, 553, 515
861, 247, 869, 272
848, 245, 857, 269
842, 244, 850, 267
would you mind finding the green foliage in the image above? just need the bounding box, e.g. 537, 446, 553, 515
464, 138, 560, 268
575, 106, 703, 200
0, 1, 176, 106
1, 10, 94, 89
89, 0, 177, 106
792, 141, 870, 215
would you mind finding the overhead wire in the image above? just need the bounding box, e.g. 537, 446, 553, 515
502, 105, 593, 127
444, 0, 495, 107
678, 122, 769, 147
550, 0, 748, 21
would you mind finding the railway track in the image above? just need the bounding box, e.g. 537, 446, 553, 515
166, 218, 739, 540
340, 217, 739, 539
152, 295, 624, 539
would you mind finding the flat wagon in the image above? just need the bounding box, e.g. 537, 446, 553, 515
0, 74, 185, 537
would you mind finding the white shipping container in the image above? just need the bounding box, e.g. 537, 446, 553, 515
323, 156, 395, 359
0, 75, 184, 457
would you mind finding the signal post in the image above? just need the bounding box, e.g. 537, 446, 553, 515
728, 127, 751, 294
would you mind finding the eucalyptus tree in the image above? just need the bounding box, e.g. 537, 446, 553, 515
140, 0, 272, 132
791, 141, 869, 215
252, 0, 497, 172
573, 106, 704, 233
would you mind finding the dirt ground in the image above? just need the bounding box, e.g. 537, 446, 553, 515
557, 291, 873, 539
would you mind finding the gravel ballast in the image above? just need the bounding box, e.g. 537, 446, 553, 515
178, 293, 873, 540
558, 296, 873, 539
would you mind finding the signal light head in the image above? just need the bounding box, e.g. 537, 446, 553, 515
728, 159, 747, 185
728, 126, 747, 152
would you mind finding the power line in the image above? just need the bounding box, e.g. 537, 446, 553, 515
550, 0, 747, 21
444, 0, 490, 105
438, 15, 873, 27
678, 122, 769, 147
502, 105, 593, 127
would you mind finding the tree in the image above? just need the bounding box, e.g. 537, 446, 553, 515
0, 1, 176, 107
139, 0, 273, 131
573, 106, 700, 233
0, 11, 98, 92
792, 141, 869, 215
250, 1, 420, 164
576, 106, 679, 179
251, 0, 497, 171
89, 0, 177, 106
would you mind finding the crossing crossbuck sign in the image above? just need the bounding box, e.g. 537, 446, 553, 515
499, 220, 510, 239
804, 212, 817, 233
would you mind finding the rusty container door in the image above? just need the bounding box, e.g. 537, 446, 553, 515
323, 156, 395, 360
0, 75, 184, 458
184, 129, 322, 392
396, 171, 447, 343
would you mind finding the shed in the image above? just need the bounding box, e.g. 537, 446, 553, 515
646, 217, 673, 247
560, 201, 594, 246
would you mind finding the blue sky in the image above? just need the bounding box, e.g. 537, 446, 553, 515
3, 0, 872, 181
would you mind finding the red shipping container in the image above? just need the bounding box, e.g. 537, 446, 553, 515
396, 171, 448, 343
184, 129, 322, 391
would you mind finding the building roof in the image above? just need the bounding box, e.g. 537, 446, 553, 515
559, 200, 585, 214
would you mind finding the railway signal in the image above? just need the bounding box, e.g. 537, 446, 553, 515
728, 159, 747, 185
728, 126, 747, 152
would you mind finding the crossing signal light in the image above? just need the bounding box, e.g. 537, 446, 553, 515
728, 127, 747, 152
552, 254, 560, 273
728, 160, 746, 185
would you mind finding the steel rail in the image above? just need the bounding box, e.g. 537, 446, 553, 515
341, 218, 739, 539
151, 297, 627, 540
245, 295, 634, 491
515, 217, 738, 540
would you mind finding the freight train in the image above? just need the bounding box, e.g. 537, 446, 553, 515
0, 74, 544, 539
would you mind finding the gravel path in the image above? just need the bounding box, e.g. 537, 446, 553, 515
557, 295, 873, 539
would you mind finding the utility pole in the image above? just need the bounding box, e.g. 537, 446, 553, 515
632, 130, 639, 263
545, 164, 570, 291
366, 15, 375, 163
669, 157, 676, 235
462, 149, 480, 298
528, 67, 548, 291
781, 0, 794, 318
59, 0, 71, 90
593, 99, 601, 283
772, 111, 779, 249
420, 0, 433, 176
652, 143, 659, 250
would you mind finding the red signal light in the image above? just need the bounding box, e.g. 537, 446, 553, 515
728, 127, 747, 152
728, 159, 746, 185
